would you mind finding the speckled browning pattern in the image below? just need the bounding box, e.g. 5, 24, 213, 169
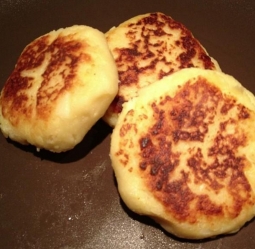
115, 76, 255, 224
0, 25, 118, 152
1, 31, 91, 125
107, 12, 220, 115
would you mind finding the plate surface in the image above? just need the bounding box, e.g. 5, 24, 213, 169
0, 1, 255, 248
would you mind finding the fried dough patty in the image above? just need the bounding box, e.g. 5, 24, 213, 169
110, 68, 255, 239
0, 25, 118, 152
103, 12, 221, 127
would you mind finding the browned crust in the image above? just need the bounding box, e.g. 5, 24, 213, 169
108, 12, 218, 115
116, 77, 255, 223
1, 32, 91, 125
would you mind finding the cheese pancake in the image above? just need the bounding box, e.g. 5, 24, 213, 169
0, 25, 118, 152
110, 68, 255, 239
103, 12, 221, 127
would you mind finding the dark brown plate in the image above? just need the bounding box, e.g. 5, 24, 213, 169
1, 1, 255, 248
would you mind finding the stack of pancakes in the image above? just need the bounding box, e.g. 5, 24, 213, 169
1, 12, 255, 240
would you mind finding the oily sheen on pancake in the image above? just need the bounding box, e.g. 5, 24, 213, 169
0, 25, 118, 152
103, 12, 221, 127
110, 68, 255, 239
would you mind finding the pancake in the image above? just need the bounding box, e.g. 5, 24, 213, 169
103, 12, 221, 127
0, 25, 118, 152
110, 68, 255, 239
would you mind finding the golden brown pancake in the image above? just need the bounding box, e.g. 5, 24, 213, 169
103, 12, 221, 127
110, 68, 255, 239
0, 25, 118, 152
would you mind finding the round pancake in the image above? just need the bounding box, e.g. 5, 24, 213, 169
0, 25, 118, 152
110, 68, 255, 239
103, 12, 221, 127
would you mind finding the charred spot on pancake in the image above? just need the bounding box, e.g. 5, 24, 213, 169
1, 32, 91, 123
110, 95, 126, 114
137, 77, 254, 222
